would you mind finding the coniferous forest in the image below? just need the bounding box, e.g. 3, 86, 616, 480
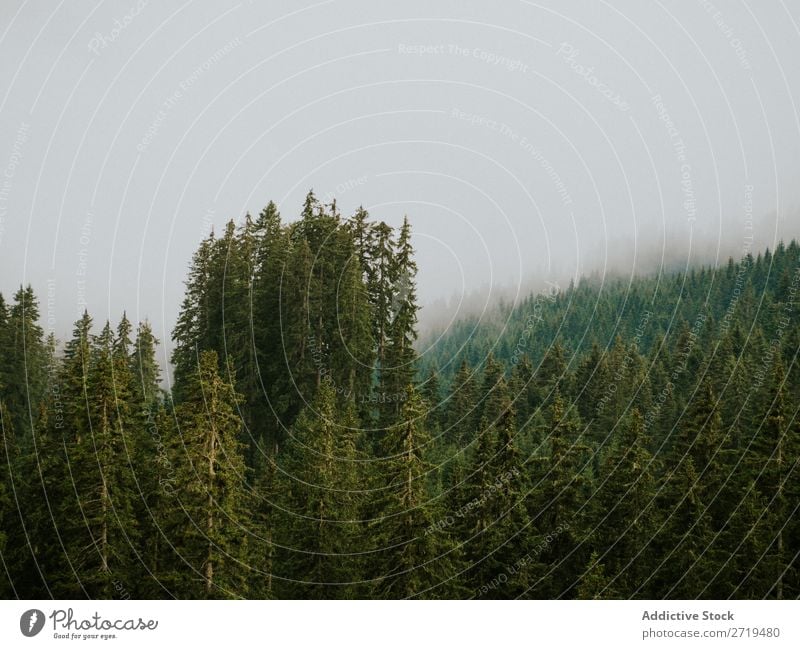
0, 192, 798, 599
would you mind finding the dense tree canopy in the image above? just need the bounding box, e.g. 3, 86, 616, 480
0, 198, 798, 599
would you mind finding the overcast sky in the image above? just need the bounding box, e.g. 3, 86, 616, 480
1, 0, 800, 360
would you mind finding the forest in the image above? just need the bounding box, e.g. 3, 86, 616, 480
0, 191, 798, 599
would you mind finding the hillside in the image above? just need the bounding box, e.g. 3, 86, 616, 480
0, 199, 797, 599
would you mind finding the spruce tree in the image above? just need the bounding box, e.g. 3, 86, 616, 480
251, 201, 288, 451
381, 217, 418, 427
748, 358, 798, 598
58, 319, 140, 598
590, 409, 659, 597
443, 360, 478, 446
2, 286, 48, 438
451, 364, 533, 598
0, 401, 16, 596
528, 389, 589, 598
273, 381, 361, 598
372, 386, 454, 598
162, 350, 253, 598
171, 233, 215, 401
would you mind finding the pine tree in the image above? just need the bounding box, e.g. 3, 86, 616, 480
590, 409, 659, 597
331, 220, 374, 420
577, 551, 618, 599
38, 312, 95, 596
509, 354, 538, 452
172, 233, 215, 401
381, 217, 418, 427
129, 319, 165, 596
451, 364, 533, 598
273, 381, 361, 598
132, 320, 161, 408
275, 233, 315, 434
223, 215, 262, 460
0, 401, 16, 596
8, 338, 70, 598
370, 221, 396, 427
747, 358, 798, 598
528, 389, 589, 598
651, 456, 716, 598
371, 386, 454, 598
58, 319, 141, 597
443, 360, 478, 446
1, 286, 48, 438
651, 382, 723, 598
420, 366, 443, 437
532, 341, 568, 411
251, 201, 288, 451
248, 448, 277, 599
162, 350, 253, 598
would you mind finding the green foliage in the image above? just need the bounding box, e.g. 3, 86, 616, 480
161, 350, 252, 598
272, 381, 362, 598
1, 204, 798, 599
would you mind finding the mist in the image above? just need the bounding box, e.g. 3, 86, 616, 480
1, 0, 799, 364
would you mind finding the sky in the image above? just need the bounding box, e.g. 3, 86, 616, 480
1, 0, 800, 363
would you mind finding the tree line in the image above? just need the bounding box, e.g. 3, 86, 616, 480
0, 193, 798, 598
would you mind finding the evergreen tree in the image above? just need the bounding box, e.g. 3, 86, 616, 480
443, 360, 478, 446
1, 286, 48, 438
381, 217, 418, 427
529, 390, 589, 598
372, 386, 454, 598
162, 350, 253, 598
451, 365, 533, 598
370, 221, 396, 426
747, 358, 798, 598
58, 319, 141, 597
273, 381, 361, 598
0, 401, 16, 596
172, 233, 215, 401
590, 409, 659, 597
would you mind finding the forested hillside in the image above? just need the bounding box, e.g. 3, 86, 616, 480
0, 193, 798, 599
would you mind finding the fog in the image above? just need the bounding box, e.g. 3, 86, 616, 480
1, 0, 799, 362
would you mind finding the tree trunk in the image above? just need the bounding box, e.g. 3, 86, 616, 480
205, 422, 217, 596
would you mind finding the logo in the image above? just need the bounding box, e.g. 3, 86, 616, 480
20, 609, 45, 637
